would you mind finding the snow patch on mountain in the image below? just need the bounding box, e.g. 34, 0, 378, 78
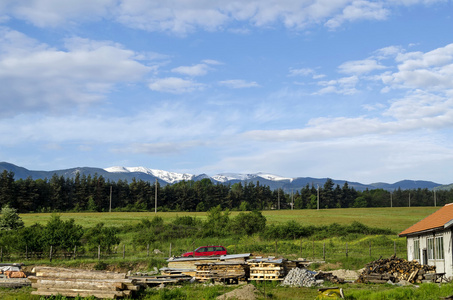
105, 166, 194, 184
106, 166, 291, 184
211, 172, 291, 183
255, 173, 292, 182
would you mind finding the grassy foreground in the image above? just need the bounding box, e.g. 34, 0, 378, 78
7, 207, 447, 299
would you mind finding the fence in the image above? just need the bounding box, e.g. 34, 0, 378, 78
0, 239, 407, 264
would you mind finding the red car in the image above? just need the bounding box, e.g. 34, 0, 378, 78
182, 246, 227, 257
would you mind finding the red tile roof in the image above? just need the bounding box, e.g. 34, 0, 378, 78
399, 203, 453, 237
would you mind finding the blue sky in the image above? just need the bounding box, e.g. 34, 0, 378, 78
1, 0, 453, 184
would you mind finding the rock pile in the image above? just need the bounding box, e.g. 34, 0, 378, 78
281, 268, 317, 287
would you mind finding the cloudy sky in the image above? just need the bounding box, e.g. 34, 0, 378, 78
1, 0, 453, 184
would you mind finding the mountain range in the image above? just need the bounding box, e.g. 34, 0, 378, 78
0, 162, 448, 192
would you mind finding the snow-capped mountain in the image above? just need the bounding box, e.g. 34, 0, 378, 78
0, 162, 445, 191
212, 172, 292, 183
104, 166, 194, 184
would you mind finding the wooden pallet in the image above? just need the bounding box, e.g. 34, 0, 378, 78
195, 262, 248, 282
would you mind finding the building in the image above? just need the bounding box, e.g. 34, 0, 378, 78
399, 203, 453, 277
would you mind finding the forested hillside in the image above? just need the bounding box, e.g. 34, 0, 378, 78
0, 170, 451, 213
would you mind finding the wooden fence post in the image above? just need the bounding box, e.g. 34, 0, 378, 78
74, 246, 77, 259
275, 241, 278, 257
98, 245, 101, 260
169, 243, 172, 258
49, 246, 53, 262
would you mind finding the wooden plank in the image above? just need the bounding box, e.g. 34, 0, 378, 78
32, 288, 130, 298
33, 267, 126, 280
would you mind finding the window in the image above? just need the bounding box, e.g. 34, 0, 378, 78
427, 237, 434, 260
413, 239, 420, 260
436, 236, 444, 260
427, 236, 444, 260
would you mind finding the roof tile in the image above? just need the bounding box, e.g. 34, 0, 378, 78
399, 203, 453, 236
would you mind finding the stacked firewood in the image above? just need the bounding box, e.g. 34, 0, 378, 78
29, 267, 141, 299
356, 255, 436, 284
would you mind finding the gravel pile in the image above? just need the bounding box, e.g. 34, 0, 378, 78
281, 268, 317, 287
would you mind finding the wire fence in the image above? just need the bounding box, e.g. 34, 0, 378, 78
0, 240, 407, 264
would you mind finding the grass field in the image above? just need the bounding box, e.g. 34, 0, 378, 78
6, 206, 450, 299
20, 206, 439, 233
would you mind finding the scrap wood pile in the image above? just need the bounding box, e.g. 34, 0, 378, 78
315, 271, 344, 284
356, 255, 436, 284
30, 267, 141, 299
247, 258, 306, 281
0, 263, 27, 279
195, 262, 248, 282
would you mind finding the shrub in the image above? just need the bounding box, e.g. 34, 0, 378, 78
229, 211, 266, 236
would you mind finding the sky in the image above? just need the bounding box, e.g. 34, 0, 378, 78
1, 0, 453, 184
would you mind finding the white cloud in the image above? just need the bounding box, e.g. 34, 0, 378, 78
325, 0, 389, 29
315, 76, 359, 95
1, 0, 445, 34
171, 60, 221, 76
2, 0, 116, 27
338, 59, 387, 74
219, 79, 260, 89
149, 77, 204, 93
382, 43, 453, 91
172, 63, 211, 76
0, 28, 151, 117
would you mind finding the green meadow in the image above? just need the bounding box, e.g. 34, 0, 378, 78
20, 206, 438, 233
4, 206, 452, 299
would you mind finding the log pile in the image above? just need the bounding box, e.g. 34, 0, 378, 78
30, 267, 140, 299
356, 255, 436, 284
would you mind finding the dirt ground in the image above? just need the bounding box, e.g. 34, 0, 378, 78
217, 284, 261, 300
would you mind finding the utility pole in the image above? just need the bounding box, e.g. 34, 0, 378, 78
317, 184, 320, 210
291, 189, 294, 210
155, 178, 158, 213
434, 190, 437, 207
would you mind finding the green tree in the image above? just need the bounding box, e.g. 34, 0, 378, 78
230, 211, 266, 235
0, 204, 24, 230
83, 222, 120, 253
42, 214, 83, 252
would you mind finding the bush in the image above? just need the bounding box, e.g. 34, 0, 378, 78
229, 211, 266, 236
82, 222, 120, 253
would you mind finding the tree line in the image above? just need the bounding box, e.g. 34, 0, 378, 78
0, 170, 451, 213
